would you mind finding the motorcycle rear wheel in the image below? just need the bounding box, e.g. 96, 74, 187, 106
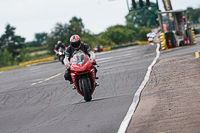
81, 78, 92, 102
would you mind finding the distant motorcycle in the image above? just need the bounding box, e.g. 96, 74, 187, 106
92, 45, 103, 53
57, 47, 65, 64
70, 51, 97, 102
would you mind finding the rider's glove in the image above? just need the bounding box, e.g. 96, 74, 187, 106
92, 59, 96, 65
66, 65, 70, 71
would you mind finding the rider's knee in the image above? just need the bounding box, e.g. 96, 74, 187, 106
64, 70, 71, 80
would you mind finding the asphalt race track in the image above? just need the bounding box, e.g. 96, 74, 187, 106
0, 44, 157, 133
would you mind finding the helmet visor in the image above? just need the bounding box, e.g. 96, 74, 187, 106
71, 41, 80, 48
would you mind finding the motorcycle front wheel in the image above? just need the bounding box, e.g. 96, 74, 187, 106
59, 56, 64, 64
81, 78, 92, 102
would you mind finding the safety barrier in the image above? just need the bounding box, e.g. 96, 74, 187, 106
191, 28, 196, 44
19, 56, 55, 66
195, 51, 200, 59
138, 41, 148, 45
103, 47, 111, 51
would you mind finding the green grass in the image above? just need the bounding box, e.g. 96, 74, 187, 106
29, 50, 48, 56
0, 65, 27, 72
25, 46, 47, 53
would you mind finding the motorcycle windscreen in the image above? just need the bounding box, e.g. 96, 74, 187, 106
73, 52, 86, 65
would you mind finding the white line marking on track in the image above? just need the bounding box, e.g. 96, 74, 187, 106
31, 73, 62, 86
117, 43, 160, 133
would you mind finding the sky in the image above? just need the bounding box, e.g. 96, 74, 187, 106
0, 0, 200, 42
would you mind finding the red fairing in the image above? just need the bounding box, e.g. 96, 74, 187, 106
70, 55, 92, 72
70, 55, 96, 97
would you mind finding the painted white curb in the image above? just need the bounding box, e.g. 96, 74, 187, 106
117, 43, 160, 133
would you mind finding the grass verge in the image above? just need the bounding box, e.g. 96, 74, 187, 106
0, 65, 27, 72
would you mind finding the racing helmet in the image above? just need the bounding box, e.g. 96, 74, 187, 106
57, 41, 62, 45
70, 35, 81, 49
57, 41, 62, 46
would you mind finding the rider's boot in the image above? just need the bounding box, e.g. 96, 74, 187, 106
72, 85, 76, 90
95, 82, 99, 87
69, 79, 76, 90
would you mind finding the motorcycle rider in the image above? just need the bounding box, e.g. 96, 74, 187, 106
96, 44, 101, 52
54, 41, 66, 55
63, 35, 99, 87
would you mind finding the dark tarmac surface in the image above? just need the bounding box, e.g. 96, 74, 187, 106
0, 44, 157, 133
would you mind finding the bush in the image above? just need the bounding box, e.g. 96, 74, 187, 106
0, 49, 13, 67
138, 28, 151, 41
100, 25, 137, 45
17, 47, 30, 62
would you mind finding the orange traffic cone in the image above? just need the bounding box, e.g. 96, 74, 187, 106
168, 38, 172, 48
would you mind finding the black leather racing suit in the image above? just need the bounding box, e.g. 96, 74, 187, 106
55, 44, 65, 51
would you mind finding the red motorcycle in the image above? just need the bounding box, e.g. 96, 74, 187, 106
70, 51, 96, 102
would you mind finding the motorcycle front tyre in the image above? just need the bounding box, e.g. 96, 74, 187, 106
59, 56, 64, 64
81, 78, 92, 102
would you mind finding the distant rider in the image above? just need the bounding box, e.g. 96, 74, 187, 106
63, 35, 99, 86
96, 44, 100, 52
54, 41, 66, 55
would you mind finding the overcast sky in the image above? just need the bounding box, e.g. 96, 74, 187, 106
0, 0, 199, 42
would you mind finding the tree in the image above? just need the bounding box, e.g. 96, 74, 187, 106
138, 28, 151, 41
0, 49, 12, 67
17, 47, 30, 62
35, 32, 48, 46
126, 1, 158, 27
46, 23, 69, 54
101, 25, 136, 45
25, 32, 48, 47
81, 30, 98, 48
68, 17, 84, 36
187, 7, 200, 24
0, 24, 25, 62
46, 16, 85, 54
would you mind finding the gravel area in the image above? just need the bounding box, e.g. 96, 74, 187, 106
127, 54, 200, 133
